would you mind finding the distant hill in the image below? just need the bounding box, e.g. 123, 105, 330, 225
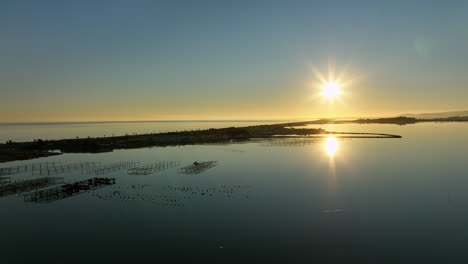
403, 111, 468, 119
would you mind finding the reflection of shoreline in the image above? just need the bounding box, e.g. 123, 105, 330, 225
0, 121, 401, 163
261, 137, 354, 147
271, 133, 401, 139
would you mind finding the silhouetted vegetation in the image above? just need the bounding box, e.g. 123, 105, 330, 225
0, 120, 408, 163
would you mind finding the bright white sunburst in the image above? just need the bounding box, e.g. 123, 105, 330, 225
322, 82, 341, 100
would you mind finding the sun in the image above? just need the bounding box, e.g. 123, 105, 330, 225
322, 82, 341, 100
308, 62, 358, 102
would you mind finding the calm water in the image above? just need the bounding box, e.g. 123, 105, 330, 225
1, 122, 468, 262
0, 120, 288, 142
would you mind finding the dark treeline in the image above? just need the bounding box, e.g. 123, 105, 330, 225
2, 116, 443, 163
0, 125, 326, 162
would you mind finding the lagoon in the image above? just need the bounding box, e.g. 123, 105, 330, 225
1, 122, 468, 262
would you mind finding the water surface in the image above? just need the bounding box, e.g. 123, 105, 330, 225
1, 122, 468, 262
0, 120, 288, 142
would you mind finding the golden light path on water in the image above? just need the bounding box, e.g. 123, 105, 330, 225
324, 136, 339, 211
324, 136, 339, 157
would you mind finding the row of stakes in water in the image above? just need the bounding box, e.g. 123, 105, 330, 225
0, 160, 219, 178
0, 162, 102, 177
0, 161, 64, 176
128, 161, 180, 175
127, 161, 219, 175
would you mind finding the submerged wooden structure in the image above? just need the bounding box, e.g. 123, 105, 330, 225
83, 162, 139, 175
0, 162, 62, 176
24, 177, 115, 203
177, 161, 218, 175
0, 177, 64, 198
128, 161, 180, 175
32, 162, 101, 176
0, 177, 10, 185
0, 162, 101, 177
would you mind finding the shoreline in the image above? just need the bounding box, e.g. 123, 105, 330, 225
6, 116, 468, 163
0, 118, 419, 163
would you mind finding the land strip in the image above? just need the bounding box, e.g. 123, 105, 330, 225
0, 117, 429, 163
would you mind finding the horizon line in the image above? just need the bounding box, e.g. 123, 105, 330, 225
0, 116, 396, 125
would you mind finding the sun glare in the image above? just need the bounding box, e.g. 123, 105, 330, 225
322, 82, 341, 100
309, 62, 358, 103
325, 136, 339, 157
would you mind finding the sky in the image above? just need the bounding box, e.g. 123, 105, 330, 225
1, 0, 468, 122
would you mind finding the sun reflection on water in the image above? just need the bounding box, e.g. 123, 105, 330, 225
325, 136, 339, 157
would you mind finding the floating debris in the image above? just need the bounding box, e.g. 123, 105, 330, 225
83, 162, 139, 175
93, 183, 251, 207
94, 192, 182, 207
128, 184, 152, 189
177, 161, 218, 175
127, 161, 179, 175
0, 177, 64, 198
24, 178, 116, 203
322, 209, 344, 213
93, 185, 182, 207
164, 184, 251, 199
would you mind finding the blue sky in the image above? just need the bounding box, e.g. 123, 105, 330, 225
1, 0, 468, 121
